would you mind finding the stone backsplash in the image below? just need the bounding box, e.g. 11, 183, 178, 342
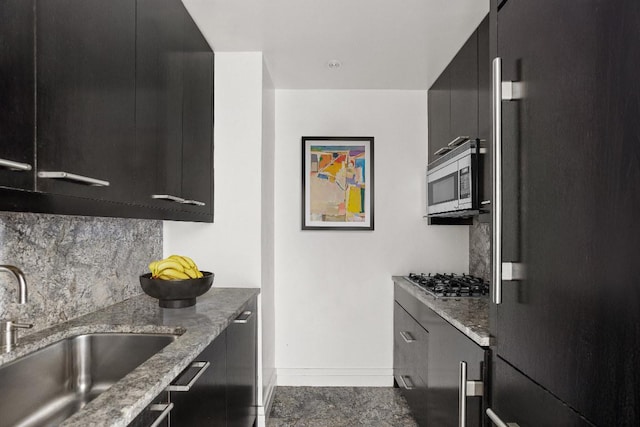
0, 212, 161, 335
469, 218, 490, 282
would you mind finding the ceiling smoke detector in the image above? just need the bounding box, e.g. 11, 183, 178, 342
327, 60, 341, 70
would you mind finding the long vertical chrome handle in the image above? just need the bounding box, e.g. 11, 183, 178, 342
492, 57, 504, 304
486, 408, 520, 427
459, 361, 484, 427
459, 361, 468, 427
0, 158, 32, 171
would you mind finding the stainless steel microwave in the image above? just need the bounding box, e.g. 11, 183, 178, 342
427, 140, 481, 217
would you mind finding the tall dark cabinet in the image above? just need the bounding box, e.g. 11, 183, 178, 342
488, 0, 640, 425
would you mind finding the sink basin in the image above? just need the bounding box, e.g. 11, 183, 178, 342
0, 333, 178, 427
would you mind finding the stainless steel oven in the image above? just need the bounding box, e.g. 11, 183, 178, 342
427, 140, 480, 217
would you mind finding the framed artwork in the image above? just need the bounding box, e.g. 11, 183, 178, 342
302, 136, 374, 230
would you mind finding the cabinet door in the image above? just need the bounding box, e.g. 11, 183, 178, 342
428, 68, 451, 164
495, 0, 640, 425
449, 30, 478, 143
170, 331, 227, 426
476, 15, 492, 207
488, 357, 593, 427
136, 0, 184, 209
0, 0, 35, 190
227, 301, 257, 427
394, 302, 428, 427
36, 0, 136, 201
128, 391, 170, 427
180, 13, 214, 214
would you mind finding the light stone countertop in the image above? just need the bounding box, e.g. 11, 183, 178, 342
393, 276, 491, 347
0, 287, 259, 427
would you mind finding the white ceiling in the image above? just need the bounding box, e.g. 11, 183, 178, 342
182, 0, 489, 90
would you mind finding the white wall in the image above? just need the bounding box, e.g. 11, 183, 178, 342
164, 53, 264, 287
274, 90, 469, 386
260, 62, 277, 416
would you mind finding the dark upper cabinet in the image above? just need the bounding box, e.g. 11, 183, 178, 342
0, 0, 35, 190
476, 15, 491, 208
449, 30, 479, 144
427, 69, 451, 164
494, 0, 640, 425
136, 0, 213, 218
36, 0, 137, 202
0, 0, 213, 221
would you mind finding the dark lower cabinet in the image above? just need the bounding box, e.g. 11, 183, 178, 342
394, 301, 429, 426
487, 357, 593, 427
0, 0, 35, 191
169, 331, 227, 426
227, 300, 258, 427
394, 282, 488, 427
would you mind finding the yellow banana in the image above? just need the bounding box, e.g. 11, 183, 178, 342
179, 255, 197, 269
196, 270, 204, 278
149, 260, 159, 275
155, 259, 184, 274
184, 268, 199, 279
168, 255, 191, 270
158, 268, 190, 280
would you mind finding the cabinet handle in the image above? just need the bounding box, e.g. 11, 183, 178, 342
148, 403, 174, 427
166, 361, 210, 392
0, 158, 32, 171
448, 136, 470, 147
459, 361, 484, 427
486, 408, 520, 427
37, 171, 109, 186
181, 199, 206, 206
491, 57, 525, 304
434, 146, 452, 156
233, 310, 253, 324
398, 375, 415, 390
151, 194, 186, 203
399, 331, 415, 343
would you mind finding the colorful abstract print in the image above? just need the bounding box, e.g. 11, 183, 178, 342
309, 145, 366, 223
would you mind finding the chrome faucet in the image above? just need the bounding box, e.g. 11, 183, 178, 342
0, 265, 32, 352
0, 265, 28, 304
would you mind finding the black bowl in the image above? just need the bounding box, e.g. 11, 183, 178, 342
140, 271, 214, 308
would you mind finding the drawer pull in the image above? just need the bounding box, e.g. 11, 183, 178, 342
166, 361, 210, 392
181, 199, 206, 206
148, 403, 173, 427
0, 158, 32, 171
38, 171, 109, 186
152, 194, 186, 203
399, 331, 415, 343
233, 310, 253, 324
486, 408, 520, 427
398, 375, 415, 390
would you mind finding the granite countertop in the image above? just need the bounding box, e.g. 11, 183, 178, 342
393, 276, 491, 347
0, 287, 259, 427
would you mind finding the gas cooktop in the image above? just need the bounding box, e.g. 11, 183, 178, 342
405, 273, 489, 298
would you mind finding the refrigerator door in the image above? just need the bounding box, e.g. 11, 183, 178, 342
493, 0, 640, 425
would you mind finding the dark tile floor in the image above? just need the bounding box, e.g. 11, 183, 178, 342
267, 386, 418, 427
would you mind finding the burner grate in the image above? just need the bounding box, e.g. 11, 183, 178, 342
406, 273, 489, 298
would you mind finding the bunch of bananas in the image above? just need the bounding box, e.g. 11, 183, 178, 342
149, 255, 203, 280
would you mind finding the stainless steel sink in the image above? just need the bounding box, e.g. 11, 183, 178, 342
0, 333, 178, 427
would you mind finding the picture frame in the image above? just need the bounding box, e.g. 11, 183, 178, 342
301, 136, 374, 230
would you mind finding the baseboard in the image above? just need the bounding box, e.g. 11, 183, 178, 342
276, 368, 393, 387
256, 368, 277, 427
